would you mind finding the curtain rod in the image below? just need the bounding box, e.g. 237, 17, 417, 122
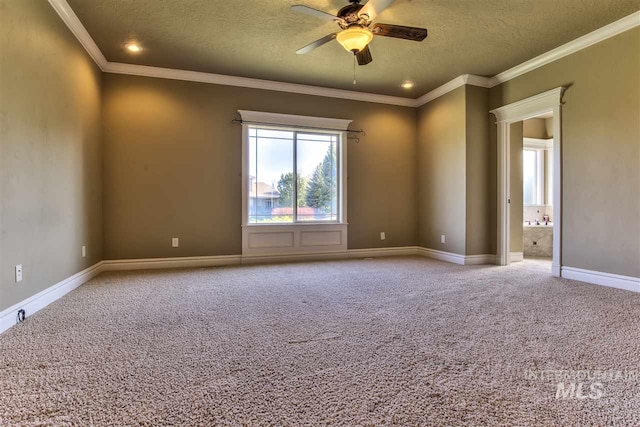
231, 118, 366, 136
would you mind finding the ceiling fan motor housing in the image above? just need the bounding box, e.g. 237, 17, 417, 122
337, 2, 368, 28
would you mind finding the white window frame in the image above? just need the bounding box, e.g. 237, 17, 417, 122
246, 125, 343, 225
239, 110, 350, 256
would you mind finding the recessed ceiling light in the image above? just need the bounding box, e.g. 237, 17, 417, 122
125, 42, 142, 53
401, 81, 414, 89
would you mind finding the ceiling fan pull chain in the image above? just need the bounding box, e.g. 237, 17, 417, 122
353, 53, 357, 85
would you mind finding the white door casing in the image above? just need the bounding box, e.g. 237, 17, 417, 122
490, 87, 564, 276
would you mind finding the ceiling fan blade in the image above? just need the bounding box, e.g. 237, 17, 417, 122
356, 45, 373, 65
291, 5, 337, 22
372, 23, 427, 41
359, 0, 395, 21
296, 33, 338, 54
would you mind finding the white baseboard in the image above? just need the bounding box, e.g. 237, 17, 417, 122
0, 262, 104, 335
417, 247, 496, 265
103, 246, 495, 271
345, 246, 420, 258
562, 266, 640, 293
465, 254, 498, 265
417, 247, 465, 264
510, 252, 524, 262
100, 247, 421, 271
242, 246, 421, 264
101, 255, 243, 271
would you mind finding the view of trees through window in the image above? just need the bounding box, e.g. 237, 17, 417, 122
248, 128, 339, 223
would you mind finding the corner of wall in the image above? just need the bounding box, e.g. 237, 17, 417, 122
416, 86, 467, 255
464, 86, 492, 256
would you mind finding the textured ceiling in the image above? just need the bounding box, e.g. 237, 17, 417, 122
67, 0, 639, 98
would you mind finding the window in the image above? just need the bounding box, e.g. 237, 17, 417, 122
546, 150, 553, 205
240, 110, 350, 256
247, 126, 341, 224
522, 147, 553, 206
523, 149, 538, 205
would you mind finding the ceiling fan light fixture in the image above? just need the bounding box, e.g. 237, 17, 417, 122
336, 27, 373, 53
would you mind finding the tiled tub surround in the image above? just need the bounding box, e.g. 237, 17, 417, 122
523, 223, 553, 257
523, 205, 553, 223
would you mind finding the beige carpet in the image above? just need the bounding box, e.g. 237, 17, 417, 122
1, 256, 638, 426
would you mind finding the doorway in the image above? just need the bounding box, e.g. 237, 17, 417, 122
490, 87, 564, 276
522, 114, 554, 271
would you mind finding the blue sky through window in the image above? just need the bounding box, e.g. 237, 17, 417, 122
249, 129, 336, 185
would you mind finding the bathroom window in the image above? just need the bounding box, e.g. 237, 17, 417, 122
546, 151, 553, 205
523, 149, 544, 205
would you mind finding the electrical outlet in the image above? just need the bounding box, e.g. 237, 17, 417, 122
15, 265, 23, 283
441, 235, 446, 244
380, 232, 386, 241
172, 238, 179, 248
82, 246, 87, 258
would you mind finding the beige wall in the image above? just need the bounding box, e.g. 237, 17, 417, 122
523, 118, 550, 139
490, 28, 640, 277
465, 86, 492, 256
0, 0, 103, 312
102, 74, 418, 259
416, 85, 492, 256
544, 118, 554, 138
509, 122, 524, 253
417, 87, 467, 254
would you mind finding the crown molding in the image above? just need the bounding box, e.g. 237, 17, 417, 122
489, 11, 640, 86
414, 12, 639, 104
103, 62, 416, 107
48, 0, 639, 108
415, 74, 492, 107
105, 62, 493, 108
47, 0, 107, 70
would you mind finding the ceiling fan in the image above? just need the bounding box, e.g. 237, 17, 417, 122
292, 0, 428, 66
